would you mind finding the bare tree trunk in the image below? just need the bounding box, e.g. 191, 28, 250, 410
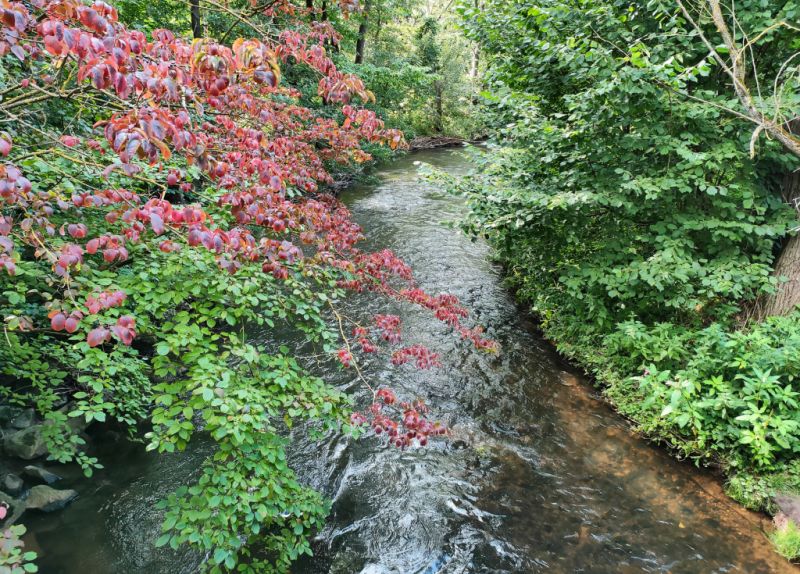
190, 0, 202, 39
762, 235, 800, 317
320, 1, 339, 52
354, 0, 370, 64
468, 46, 479, 79
755, 171, 800, 318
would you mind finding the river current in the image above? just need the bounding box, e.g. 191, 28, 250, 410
24, 149, 792, 574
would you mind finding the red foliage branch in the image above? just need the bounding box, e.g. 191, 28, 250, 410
0, 0, 494, 446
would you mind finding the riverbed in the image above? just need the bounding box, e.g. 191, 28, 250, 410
24, 148, 793, 573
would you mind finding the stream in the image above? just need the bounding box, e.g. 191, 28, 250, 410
23, 148, 794, 573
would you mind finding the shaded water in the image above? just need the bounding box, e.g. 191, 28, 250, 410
24, 149, 793, 573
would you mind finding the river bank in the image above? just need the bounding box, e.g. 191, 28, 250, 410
9, 148, 793, 573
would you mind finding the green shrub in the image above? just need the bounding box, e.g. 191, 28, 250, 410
445, 0, 800, 544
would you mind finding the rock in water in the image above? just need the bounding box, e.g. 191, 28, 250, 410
3, 425, 47, 460
2, 474, 23, 496
0, 406, 24, 428
0, 489, 24, 524
775, 493, 800, 524
25, 485, 77, 512
0, 489, 15, 507
23, 465, 61, 485
10, 409, 35, 430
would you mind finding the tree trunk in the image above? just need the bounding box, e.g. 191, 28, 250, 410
762, 234, 800, 317
467, 0, 480, 79
354, 0, 370, 64
755, 170, 800, 318
320, 1, 339, 52
433, 81, 444, 133
373, 7, 382, 42
468, 46, 479, 79
190, 0, 202, 39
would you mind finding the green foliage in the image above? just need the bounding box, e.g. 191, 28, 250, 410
133, 252, 350, 572
347, 0, 484, 137
340, 61, 434, 137
0, 525, 38, 574
0, 2, 395, 570
604, 315, 800, 469
115, 0, 190, 33
0, 213, 355, 570
725, 460, 800, 512
449, 0, 800, 535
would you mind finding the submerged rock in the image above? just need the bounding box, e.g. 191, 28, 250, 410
25, 485, 77, 512
558, 371, 581, 387
2, 473, 23, 496
4, 425, 47, 460
23, 465, 61, 485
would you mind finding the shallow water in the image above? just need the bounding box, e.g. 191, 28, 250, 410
24, 149, 794, 573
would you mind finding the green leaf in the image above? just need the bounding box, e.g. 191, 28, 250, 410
213, 548, 228, 565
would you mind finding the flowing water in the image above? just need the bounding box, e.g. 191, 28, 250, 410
23, 149, 794, 573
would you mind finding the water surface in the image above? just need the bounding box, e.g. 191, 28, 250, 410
24, 149, 792, 574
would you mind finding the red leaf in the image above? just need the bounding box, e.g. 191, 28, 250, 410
86, 296, 101, 315
64, 316, 79, 333
87, 327, 110, 347
150, 213, 164, 235
111, 324, 135, 345
10, 44, 24, 62
50, 312, 66, 331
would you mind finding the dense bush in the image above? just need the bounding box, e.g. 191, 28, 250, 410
449, 0, 800, 518
605, 315, 800, 468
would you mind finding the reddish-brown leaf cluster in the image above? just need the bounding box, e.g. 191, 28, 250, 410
350, 391, 447, 448
0, 0, 494, 442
